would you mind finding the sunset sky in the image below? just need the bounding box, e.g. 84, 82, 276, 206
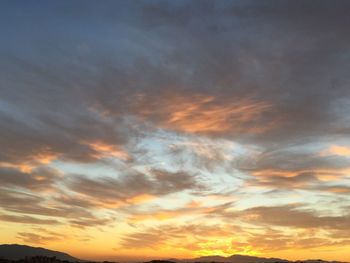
1, 0, 350, 262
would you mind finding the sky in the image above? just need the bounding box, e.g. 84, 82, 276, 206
0, 0, 350, 262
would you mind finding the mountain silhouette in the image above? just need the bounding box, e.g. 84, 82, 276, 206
0, 244, 80, 261
228, 255, 288, 263
185, 254, 288, 263
1, 245, 348, 263
179, 254, 348, 263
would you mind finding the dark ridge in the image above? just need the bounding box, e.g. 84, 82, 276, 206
186, 255, 288, 263
0, 245, 348, 263
0, 245, 80, 261
144, 261, 176, 263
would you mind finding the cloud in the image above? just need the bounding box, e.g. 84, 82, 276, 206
322, 145, 350, 157
0, 167, 60, 191
247, 172, 319, 189
0, 189, 90, 218
234, 147, 350, 194
0, 189, 115, 228
244, 228, 350, 252
1, 0, 350, 148
314, 185, 350, 195
133, 93, 274, 136
69, 217, 116, 229
238, 149, 350, 173
0, 213, 60, 225
120, 211, 350, 254
80, 140, 131, 161
17, 232, 65, 245
128, 200, 235, 222
242, 205, 350, 230
0, 83, 133, 169
67, 169, 203, 206
119, 223, 239, 250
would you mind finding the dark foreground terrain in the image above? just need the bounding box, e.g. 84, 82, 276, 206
0, 245, 348, 263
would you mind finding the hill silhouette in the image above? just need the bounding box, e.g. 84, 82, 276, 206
159, 254, 348, 263
1, 245, 348, 263
0, 244, 80, 261
186, 254, 288, 263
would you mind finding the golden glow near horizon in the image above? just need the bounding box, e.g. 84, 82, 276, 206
1, 1, 350, 262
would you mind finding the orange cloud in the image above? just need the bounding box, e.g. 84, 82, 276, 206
74, 193, 157, 209
81, 140, 130, 161
130, 210, 185, 221
126, 194, 156, 205
136, 94, 274, 135
252, 170, 296, 178
89, 193, 156, 209
128, 204, 197, 222
166, 96, 272, 134
259, 169, 348, 182
322, 186, 350, 194
0, 151, 58, 172
128, 200, 235, 222
322, 145, 350, 157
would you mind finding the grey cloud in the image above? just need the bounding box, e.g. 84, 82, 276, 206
17, 232, 65, 245
0, 96, 131, 165
0, 189, 91, 218
126, 200, 235, 221
152, 169, 203, 194
243, 205, 350, 230
69, 217, 115, 229
200, 202, 350, 232
0, 167, 59, 191
67, 169, 202, 204
124, 1, 350, 143
237, 150, 350, 173
233, 149, 350, 194
1, 0, 350, 151
247, 172, 320, 189
53, 194, 99, 209
0, 213, 60, 225
0, 189, 114, 228
0, 53, 136, 168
